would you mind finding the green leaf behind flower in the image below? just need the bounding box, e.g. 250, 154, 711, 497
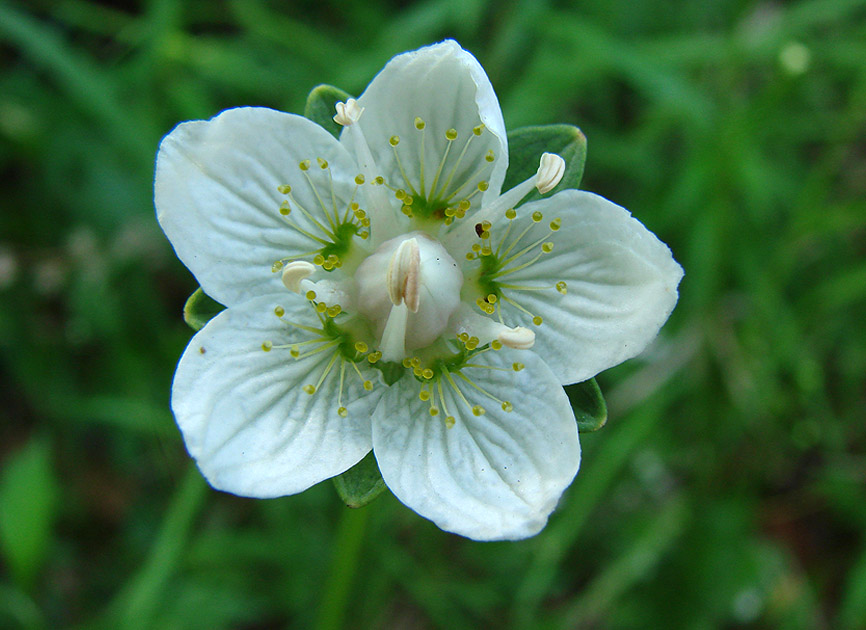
305, 84, 354, 139
504, 124, 587, 203
566, 378, 608, 432
183, 287, 225, 331
333, 452, 387, 508
0, 438, 59, 588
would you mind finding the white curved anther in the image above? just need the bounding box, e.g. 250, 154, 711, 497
498, 326, 536, 350
386, 237, 420, 312
333, 99, 364, 127
535, 153, 565, 194
281, 260, 316, 293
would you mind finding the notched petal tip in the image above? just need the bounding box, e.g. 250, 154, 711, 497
535, 153, 565, 194
281, 260, 316, 292
333, 99, 364, 127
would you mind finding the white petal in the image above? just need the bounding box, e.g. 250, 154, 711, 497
172, 294, 379, 498
372, 351, 579, 540
498, 191, 683, 384
156, 107, 360, 307
342, 40, 508, 208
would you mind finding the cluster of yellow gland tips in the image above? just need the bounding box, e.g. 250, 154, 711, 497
269, 156, 375, 275
466, 207, 569, 325
385, 119, 494, 223
397, 341, 529, 428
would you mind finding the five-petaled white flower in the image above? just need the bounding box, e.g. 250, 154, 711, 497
155, 41, 683, 540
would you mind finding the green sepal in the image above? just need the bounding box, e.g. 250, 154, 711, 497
566, 378, 608, 432
503, 124, 587, 203
183, 287, 225, 331
304, 84, 354, 139
332, 452, 387, 508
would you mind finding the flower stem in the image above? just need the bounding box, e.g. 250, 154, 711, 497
314, 506, 370, 630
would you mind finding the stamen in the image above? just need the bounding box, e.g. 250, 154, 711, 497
386, 238, 420, 312
454, 152, 566, 241
281, 261, 316, 293
497, 326, 535, 350
535, 153, 566, 193
333, 99, 364, 126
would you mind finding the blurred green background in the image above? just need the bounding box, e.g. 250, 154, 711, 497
1, 0, 865, 628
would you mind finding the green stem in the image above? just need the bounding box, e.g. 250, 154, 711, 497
89, 464, 208, 630
314, 506, 370, 630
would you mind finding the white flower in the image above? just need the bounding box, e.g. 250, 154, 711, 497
155, 41, 683, 541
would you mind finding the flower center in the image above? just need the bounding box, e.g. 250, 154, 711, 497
355, 232, 463, 361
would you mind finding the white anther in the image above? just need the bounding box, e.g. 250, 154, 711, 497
535, 153, 565, 194
497, 326, 536, 350
281, 260, 316, 292
386, 238, 420, 312
333, 99, 364, 127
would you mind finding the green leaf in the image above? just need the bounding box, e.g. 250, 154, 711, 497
0, 438, 59, 589
566, 378, 608, 432
304, 84, 353, 139
503, 124, 587, 204
332, 452, 387, 508
183, 287, 225, 331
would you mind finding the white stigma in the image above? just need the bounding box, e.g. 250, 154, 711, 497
535, 153, 565, 194
333, 99, 364, 127
281, 260, 316, 292
497, 326, 536, 350
387, 237, 420, 312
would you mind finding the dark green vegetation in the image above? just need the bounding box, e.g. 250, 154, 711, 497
1, 1, 865, 628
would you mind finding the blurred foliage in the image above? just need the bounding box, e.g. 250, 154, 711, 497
1, 0, 865, 629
